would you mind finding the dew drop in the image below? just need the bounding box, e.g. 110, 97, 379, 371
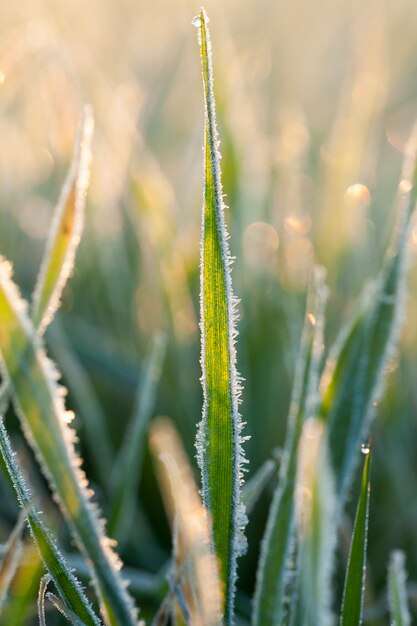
192, 15, 203, 28
361, 442, 370, 455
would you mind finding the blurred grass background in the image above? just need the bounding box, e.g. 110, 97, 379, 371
1, 0, 417, 622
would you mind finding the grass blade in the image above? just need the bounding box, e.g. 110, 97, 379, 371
193, 9, 248, 622
0, 261, 137, 625
388, 551, 411, 626
319, 123, 417, 501
293, 418, 336, 626
0, 418, 101, 626
108, 331, 166, 542
242, 455, 278, 515
38, 574, 51, 626
252, 268, 328, 626
48, 322, 114, 488
340, 447, 372, 626
31, 105, 94, 334
150, 417, 222, 626
0, 106, 93, 417
0, 507, 26, 614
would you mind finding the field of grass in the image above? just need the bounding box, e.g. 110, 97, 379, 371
1, 0, 417, 624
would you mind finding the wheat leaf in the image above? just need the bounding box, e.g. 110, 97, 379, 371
0, 260, 137, 626
340, 447, 372, 626
319, 124, 417, 502
31, 105, 94, 333
252, 267, 328, 626
0, 418, 101, 626
388, 551, 411, 626
108, 331, 166, 542
193, 9, 248, 623
38, 574, 52, 626
292, 419, 336, 626
0, 506, 27, 614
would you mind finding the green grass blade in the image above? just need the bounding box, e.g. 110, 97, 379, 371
388, 551, 411, 626
0, 507, 26, 614
108, 331, 166, 542
252, 268, 328, 626
193, 8, 247, 623
31, 105, 94, 334
340, 448, 372, 626
293, 419, 336, 626
38, 574, 51, 626
319, 125, 417, 501
48, 322, 114, 488
0, 106, 93, 417
0, 418, 101, 626
47, 592, 87, 626
0, 261, 137, 626
242, 456, 278, 515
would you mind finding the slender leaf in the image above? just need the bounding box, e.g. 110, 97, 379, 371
340, 447, 372, 626
31, 105, 94, 333
48, 322, 114, 488
150, 417, 222, 626
0, 507, 27, 614
0, 418, 101, 626
108, 331, 166, 542
193, 9, 248, 622
292, 418, 336, 626
0, 261, 137, 626
252, 268, 328, 626
388, 551, 411, 626
242, 455, 278, 515
47, 592, 88, 626
38, 574, 51, 626
0, 105, 93, 417
319, 124, 417, 501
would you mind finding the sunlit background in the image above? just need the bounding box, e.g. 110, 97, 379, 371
1, 0, 417, 622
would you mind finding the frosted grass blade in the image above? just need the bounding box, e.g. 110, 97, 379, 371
0, 106, 93, 417
0, 261, 137, 626
31, 105, 94, 333
150, 417, 222, 626
38, 574, 51, 626
48, 322, 113, 487
193, 9, 247, 622
388, 551, 411, 626
0, 508, 26, 614
47, 592, 87, 626
252, 268, 327, 626
293, 419, 336, 626
340, 448, 372, 626
108, 332, 166, 542
0, 418, 101, 626
242, 456, 277, 515
319, 124, 417, 501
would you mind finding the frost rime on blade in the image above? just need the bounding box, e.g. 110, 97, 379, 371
193, 9, 248, 624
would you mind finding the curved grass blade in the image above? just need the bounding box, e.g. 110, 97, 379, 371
38, 574, 52, 626
193, 9, 247, 622
108, 331, 166, 542
31, 105, 94, 334
0, 418, 101, 626
388, 551, 411, 626
150, 417, 222, 626
48, 322, 114, 488
252, 268, 328, 626
340, 447, 372, 626
47, 592, 87, 626
0, 261, 137, 626
293, 418, 336, 626
0, 507, 26, 614
319, 124, 417, 501
242, 455, 278, 516
0, 106, 93, 418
